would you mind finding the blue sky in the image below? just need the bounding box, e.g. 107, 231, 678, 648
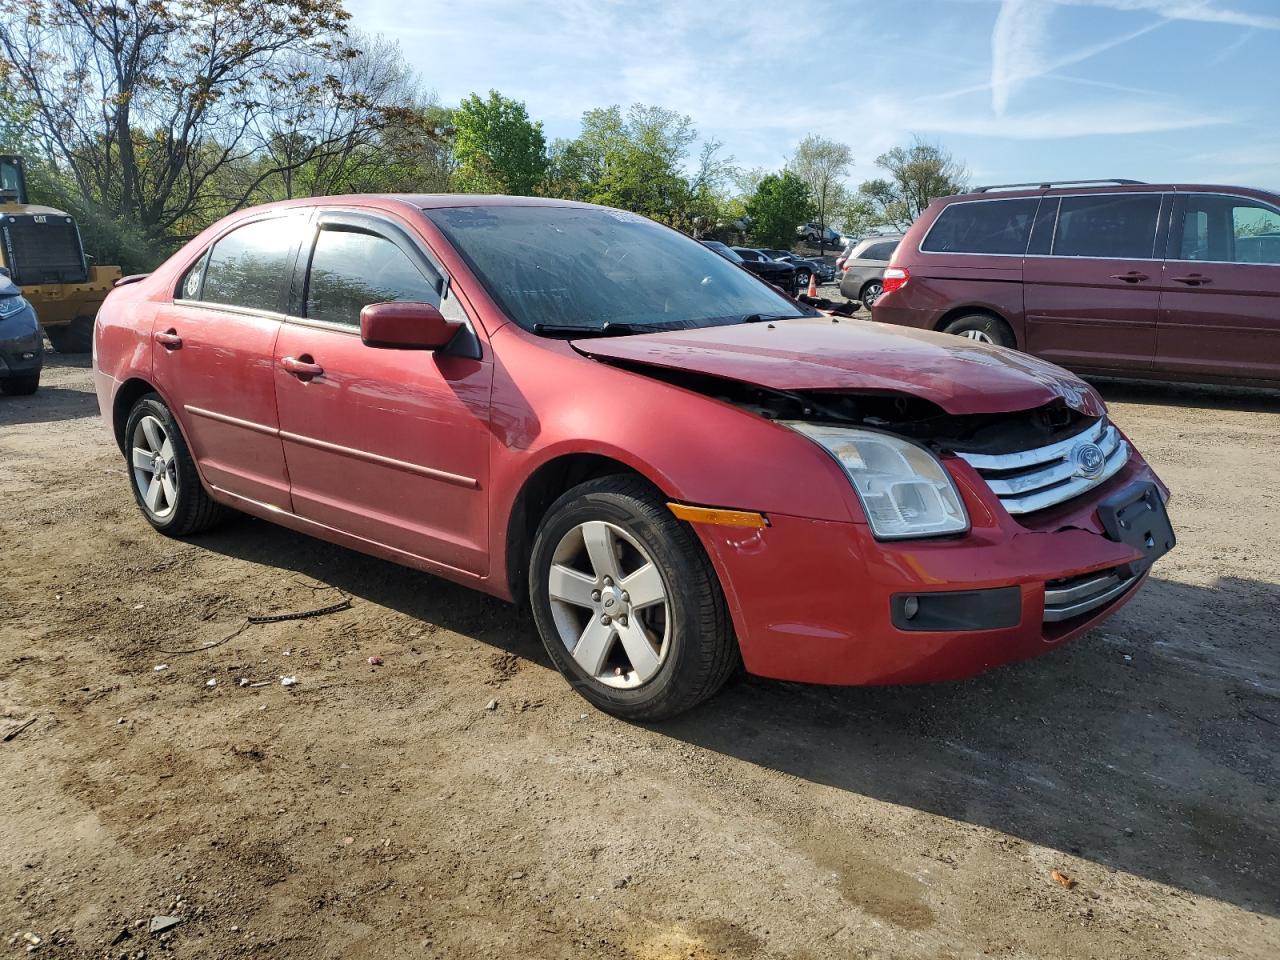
349, 0, 1280, 192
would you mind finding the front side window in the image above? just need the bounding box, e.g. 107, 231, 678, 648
920, 198, 1039, 255
427, 205, 814, 334
200, 217, 298, 312
1175, 194, 1280, 265
305, 227, 439, 327
1052, 194, 1161, 259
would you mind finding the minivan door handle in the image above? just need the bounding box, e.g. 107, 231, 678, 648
281, 355, 324, 381
1109, 271, 1150, 283
1170, 274, 1212, 286
154, 329, 182, 349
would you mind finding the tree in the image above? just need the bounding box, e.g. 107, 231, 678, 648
745, 172, 813, 249
452, 90, 547, 196
787, 135, 852, 251
848, 138, 969, 231
0, 0, 356, 237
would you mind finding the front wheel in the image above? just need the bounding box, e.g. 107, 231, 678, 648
528, 475, 738, 720
125, 395, 226, 536
45, 316, 95, 353
795, 270, 812, 293
0, 372, 39, 396
941, 314, 1015, 348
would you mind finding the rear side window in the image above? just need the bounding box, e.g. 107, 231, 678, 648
305, 227, 439, 328
199, 217, 298, 312
920, 198, 1039, 255
861, 240, 898, 261
1052, 194, 1161, 259
1176, 194, 1280, 265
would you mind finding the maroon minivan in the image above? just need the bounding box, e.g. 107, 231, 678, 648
873, 179, 1280, 387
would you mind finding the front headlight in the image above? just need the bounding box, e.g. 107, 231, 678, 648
0, 295, 30, 319
784, 422, 969, 540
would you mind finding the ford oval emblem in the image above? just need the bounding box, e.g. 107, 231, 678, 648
1072, 442, 1106, 479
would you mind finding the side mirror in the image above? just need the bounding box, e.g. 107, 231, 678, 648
360, 301, 462, 351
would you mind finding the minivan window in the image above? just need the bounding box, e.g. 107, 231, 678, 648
1176, 194, 1280, 265
305, 227, 438, 327
1052, 194, 1161, 259
862, 240, 898, 261
199, 217, 297, 312
920, 198, 1039, 255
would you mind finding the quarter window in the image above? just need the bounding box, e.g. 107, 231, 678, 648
1052, 194, 1161, 259
305, 227, 439, 328
920, 198, 1039, 255
1175, 194, 1280, 265
200, 217, 298, 312
862, 240, 899, 261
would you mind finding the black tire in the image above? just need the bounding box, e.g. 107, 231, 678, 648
124, 394, 226, 536
528, 475, 738, 721
860, 280, 884, 307
45, 316, 94, 353
0, 372, 39, 396
941, 313, 1015, 348
795, 269, 812, 293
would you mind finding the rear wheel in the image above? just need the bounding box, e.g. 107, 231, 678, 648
125, 395, 226, 536
860, 280, 884, 307
0, 372, 39, 396
45, 315, 94, 353
941, 313, 1015, 348
529, 475, 738, 720
795, 269, 812, 293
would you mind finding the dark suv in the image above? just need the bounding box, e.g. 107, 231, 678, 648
873, 179, 1280, 387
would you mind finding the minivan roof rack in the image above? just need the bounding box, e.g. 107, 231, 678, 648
972, 178, 1145, 193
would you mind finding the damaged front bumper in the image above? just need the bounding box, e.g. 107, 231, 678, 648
691, 455, 1167, 686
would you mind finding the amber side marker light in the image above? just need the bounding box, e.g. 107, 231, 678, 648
667, 502, 769, 528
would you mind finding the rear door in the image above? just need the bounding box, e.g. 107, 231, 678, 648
1022, 192, 1167, 372
272, 210, 492, 576
1157, 192, 1280, 384
155, 213, 304, 510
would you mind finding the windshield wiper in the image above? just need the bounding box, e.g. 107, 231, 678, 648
532, 321, 657, 338
739, 313, 810, 324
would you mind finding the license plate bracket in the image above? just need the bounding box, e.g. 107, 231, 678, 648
1097, 481, 1175, 570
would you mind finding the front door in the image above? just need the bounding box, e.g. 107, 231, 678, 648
272, 211, 492, 577
153, 214, 303, 510
1023, 192, 1166, 372
1157, 192, 1280, 384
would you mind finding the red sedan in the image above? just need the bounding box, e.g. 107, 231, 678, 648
93, 195, 1175, 719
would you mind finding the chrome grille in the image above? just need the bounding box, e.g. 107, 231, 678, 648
956, 418, 1129, 515
1044, 567, 1141, 622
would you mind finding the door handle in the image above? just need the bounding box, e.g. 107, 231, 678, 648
1109, 272, 1150, 283
1171, 274, 1212, 286
281, 355, 324, 380
154, 329, 182, 349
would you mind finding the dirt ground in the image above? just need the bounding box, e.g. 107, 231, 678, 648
2, 346, 1278, 960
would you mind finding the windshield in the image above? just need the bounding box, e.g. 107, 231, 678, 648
425, 205, 810, 334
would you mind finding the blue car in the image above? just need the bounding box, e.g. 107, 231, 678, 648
0, 271, 42, 395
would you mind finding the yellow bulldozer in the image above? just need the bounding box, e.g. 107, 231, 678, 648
0, 155, 121, 352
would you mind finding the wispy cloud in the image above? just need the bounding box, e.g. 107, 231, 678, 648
1063, 0, 1280, 30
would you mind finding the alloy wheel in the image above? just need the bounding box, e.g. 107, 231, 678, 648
131, 414, 179, 519
546, 520, 670, 689
961, 329, 995, 343
863, 282, 883, 306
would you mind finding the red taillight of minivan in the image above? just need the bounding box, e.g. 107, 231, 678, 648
882, 266, 909, 295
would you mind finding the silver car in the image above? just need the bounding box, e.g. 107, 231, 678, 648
837, 235, 903, 307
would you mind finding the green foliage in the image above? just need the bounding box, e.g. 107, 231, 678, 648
452, 91, 548, 196
787, 135, 852, 247
745, 171, 814, 249
847, 138, 969, 231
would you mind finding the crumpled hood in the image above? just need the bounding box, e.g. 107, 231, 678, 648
572, 317, 1105, 417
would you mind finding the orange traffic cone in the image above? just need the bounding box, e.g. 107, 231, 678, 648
807, 272, 818, 298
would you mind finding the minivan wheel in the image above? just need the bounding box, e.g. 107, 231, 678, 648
528, 475, 738, 720
942, 314, 1014, 348
125, 395, 226, 536
860, 280, 884, 306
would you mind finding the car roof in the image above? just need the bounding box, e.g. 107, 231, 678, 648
940, 183, 1280, 205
